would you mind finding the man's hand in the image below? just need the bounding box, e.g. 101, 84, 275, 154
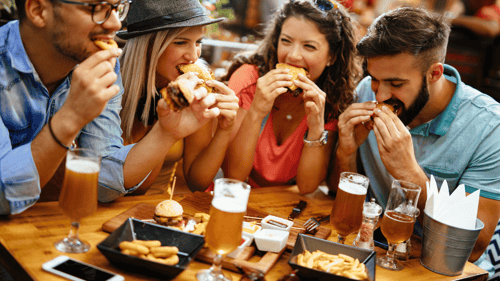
372, 105, 419, 179
337, 101, 376, 157
60, 48, 122, 131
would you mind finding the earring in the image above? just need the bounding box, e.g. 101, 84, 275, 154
326, 61, 331, 67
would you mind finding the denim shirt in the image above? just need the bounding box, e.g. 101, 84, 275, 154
0, 21, 142, 215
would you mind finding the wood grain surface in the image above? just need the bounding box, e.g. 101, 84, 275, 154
0, 186, 488, 281
101, 192, 331, 275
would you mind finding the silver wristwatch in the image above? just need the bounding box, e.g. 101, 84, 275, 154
303, 130, 328, 147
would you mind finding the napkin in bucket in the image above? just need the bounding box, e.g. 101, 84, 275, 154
424, 175, 479, 230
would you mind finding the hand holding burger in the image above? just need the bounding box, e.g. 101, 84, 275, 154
364, 101, 402, 131
276, 63, 308, 96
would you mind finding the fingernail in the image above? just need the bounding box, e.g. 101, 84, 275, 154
382, 105, 389, 111
116, 48, 123, 55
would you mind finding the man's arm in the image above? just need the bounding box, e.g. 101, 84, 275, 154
470, 196, 500, 262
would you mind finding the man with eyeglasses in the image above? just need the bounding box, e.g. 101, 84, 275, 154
0, 0, 220, 215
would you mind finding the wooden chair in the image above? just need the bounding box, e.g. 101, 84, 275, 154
445, 26, 494, 89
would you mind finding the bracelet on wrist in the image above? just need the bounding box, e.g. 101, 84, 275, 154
48, 116, 71, 150
303, 130, 328, 147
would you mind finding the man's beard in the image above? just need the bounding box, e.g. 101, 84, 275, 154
398, 75, 430, 126
51, 8, 94, 63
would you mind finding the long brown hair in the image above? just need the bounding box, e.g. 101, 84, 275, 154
223, 0, 361, 120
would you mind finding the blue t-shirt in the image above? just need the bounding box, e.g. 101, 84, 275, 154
357, 64, 500, 276
0, 21, 144, 215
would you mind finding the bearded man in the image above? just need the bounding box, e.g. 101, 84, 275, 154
328, 6, 500, 275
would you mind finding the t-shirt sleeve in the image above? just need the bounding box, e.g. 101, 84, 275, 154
227, 64, 259, 110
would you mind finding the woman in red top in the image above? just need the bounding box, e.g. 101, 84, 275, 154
222, 0, 362, 194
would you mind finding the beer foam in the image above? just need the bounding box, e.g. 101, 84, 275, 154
66, 159, 100, 174
212, 197, 246, 213
339, 181, 367, 195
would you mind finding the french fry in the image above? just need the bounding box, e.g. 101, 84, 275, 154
296, 250, 368, 280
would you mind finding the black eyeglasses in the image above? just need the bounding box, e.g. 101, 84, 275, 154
314, 0, 338, 12
56, 0, 132, 24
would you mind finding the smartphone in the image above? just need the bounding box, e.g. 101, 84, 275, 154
42, 255, 124, 281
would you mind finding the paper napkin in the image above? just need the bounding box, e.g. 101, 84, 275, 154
424, 175, 479, 230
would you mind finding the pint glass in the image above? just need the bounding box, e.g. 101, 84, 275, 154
197, 178, 250, 281
330, 172, 369, 244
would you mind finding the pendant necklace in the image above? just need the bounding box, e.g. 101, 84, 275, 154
286, 114, 292, 121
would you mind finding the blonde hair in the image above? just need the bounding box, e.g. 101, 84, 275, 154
120, 27, 189, 143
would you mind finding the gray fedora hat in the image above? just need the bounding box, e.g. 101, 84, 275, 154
117, 0, 224, 40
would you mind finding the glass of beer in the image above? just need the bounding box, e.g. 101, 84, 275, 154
330, 172, 369, 244
55, 148, 100, 253
197, 178, 251, 281
377, 180, 421, 271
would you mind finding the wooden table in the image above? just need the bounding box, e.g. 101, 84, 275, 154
0, 186, 488, 281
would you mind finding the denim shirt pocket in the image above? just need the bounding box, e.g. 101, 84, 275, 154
6, 123, 32, 149
423, 166, 461, 191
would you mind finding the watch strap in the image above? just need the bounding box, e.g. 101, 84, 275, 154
303, 130, 328, 147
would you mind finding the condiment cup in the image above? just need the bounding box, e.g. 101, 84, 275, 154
261, 215, 293, 232
254, 229, 289, 253
227, 235, 251, 259
242, 221, 262, 243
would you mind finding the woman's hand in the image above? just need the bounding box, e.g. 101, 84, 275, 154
156, 73, 220, 140
206, 80, 239, 131
293, 74, 326, 134
251, 68, 293, 117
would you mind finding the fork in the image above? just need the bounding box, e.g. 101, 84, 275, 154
303, 215, 330, 232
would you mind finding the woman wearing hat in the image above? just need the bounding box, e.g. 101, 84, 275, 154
118, 0, 239, 194
222, 0, 362, 194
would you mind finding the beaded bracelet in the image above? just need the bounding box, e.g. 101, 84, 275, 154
48, 116, 70, 150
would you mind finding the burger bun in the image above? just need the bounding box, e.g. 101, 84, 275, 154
155, 200, 183, 218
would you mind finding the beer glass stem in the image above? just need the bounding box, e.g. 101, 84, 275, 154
385, 242, 397, 263
338, 234, 346, 244
68, 222, 80, 240
210, 254, 224, 275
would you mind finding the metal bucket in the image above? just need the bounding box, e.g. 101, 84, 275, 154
420, 210, 484, 276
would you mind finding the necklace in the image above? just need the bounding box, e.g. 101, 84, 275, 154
286, 114, 292, 121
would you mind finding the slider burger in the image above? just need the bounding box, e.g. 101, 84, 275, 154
364, 101, 403, 131
153, 200, 185, 227
276, 63, 308, 96
94, 39, 118, 50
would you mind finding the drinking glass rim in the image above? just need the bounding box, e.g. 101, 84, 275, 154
214, 178, 251, 190
67, 147, 101, 163
392, 179, 421, 192
340, 171, 370, 186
